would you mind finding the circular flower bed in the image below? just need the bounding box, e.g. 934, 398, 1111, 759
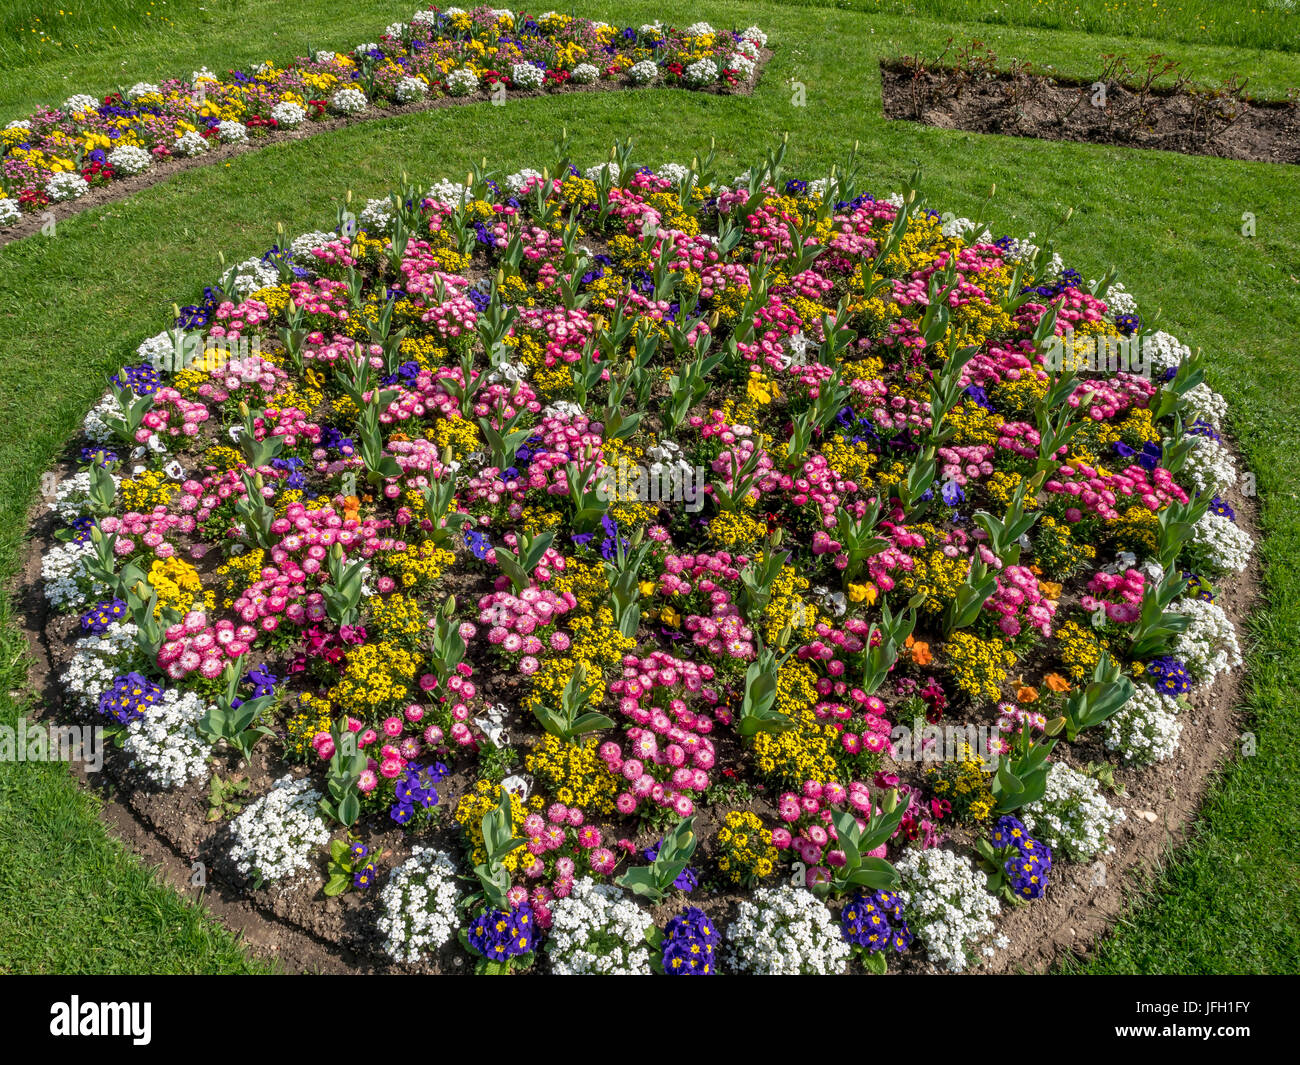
37, 142, 1254, 974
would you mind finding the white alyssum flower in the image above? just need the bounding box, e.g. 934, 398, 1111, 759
123, 689, 211, 789
228, 775, 331, 886
942, 215, 992, 242
45, 171, 90, 202
41, 540, 104, 611
62, 621, 143, 710
191, 67, 218, 85
427, 179, 471, 206
376, 846, 464, 962
1172, 597, 1243, 682
82, 393, 121, 443
684, 58, 720, 87
582, 161, 619, 182
330, 87, 368, 115
227, 256, 280, 298
49, 469, 119, 522
505, 168, 544, 194
289, 230, 336, 257
385, 21, 409, 39
570, 63, 600, 85
107, 144, 153, 176
358, 197, 396, 234
126, 82, 161, 100
216, 120, 248, 144
736, 38, 761, 61
7, 119, 32, 130
394, 76, 428, 102
546, 878, 653, 974
0, 197, 20, 226
1104, 684, 1182, 765
312, 51, 338, 65
270, 101, 307, 127
726, 886, 849, 975
410, 9, 440, 29
1182, 382, 1228, 430
1142, 330, 1193, 376
725, 53, 757, 80
173, 130, 209, 157
63, 93, 100, 114
895, 847, 1001, 972
1023, 763, 1125, 861
1180, 434, 1238, 495
654, 162, 690, 184
1098, 280, 1138, 317
685, 21, 716, 36
445, 67, 480, 97
138, 330, 179, 370
742, 25, 769, 47
1188, 511, 1253, 574
628, 60, 659, 85
511, 63, 544, 90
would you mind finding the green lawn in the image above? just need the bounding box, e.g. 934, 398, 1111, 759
1, 0, 1297, 974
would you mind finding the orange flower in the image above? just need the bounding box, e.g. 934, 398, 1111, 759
1013, 677, 1039, 703
909, 639, 932, 666
1044, 673, 1072, 693
343, 495, 361, 520
1037, 580, 1062, 601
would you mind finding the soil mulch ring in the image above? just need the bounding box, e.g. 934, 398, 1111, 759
0, 50, 770, 251
880, 59, 1299, 165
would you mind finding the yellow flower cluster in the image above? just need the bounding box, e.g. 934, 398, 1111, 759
385, 540, 455, 591
714, 809, 778, 885
944, 630, 1017, 703
751, 661, 841, 787
284, 692, 334, 760
327, 640, 419, 718
453, 780, 544, 872
429, 415, 481, 462
146, 557, 214, 616
367, 593, 427, 643
120, 469, 177, 512
1054, 619, 1109, 681
524, 735, 618, 814
927, 743, 995, 823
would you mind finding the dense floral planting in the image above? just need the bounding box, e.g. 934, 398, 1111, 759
41, 139, 1253, 974
0, 7, 766, 226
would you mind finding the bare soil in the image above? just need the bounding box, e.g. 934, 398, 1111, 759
880, 60, 1299, 165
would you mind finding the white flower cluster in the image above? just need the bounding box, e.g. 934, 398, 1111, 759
685, 21, 716, 36
45, 171, 90, 202
376, 846, 464, 962
725, 53, 757, 80
895, 847, 1002, 972
358, 197, 396, 234
411, 9, 440, 28
82, 392, 121, 443
742, 25, 769, 47
311, 51, 337, 65
287, 230, 334, 259
49, 470, 118, 523
942, 215, 992, 242
107, 144, 152, 176
725, 886, 849, 975
216, 120, 248, 144
505, 168, 544, 194
1172, 597, 1243, 682
628, 60, 660, 84
511, 62, 544, 90
427, 179, 471, 206
63, 93, 99, 114
1189, 511, 1253, 574
1180, 434, 1238, 495
1143, 330, 1193, 375
570, 63, 600, 85
270, 101, 307, 127
1183, 382, 1228, 429
394, 76, 428, 102
684, 58, 719, 87
137, 330, 177, 370
126, 82, 161, 100
173, 130, 209, 157
1104, 684, 1182, 765
227, 256, 280, 298
330, 87, 369, 115
582, 161, 619, 182
123, 688, 211, 789
353, 42, 380, 56
735, 37, 762, 61
228, 775, 331, 886
1023, 763, 1125, 861
63, 621, 142, 710
385, 21, 408, 38
546, 878, 653, 974
446, 67, 480, 97
0, 197, 20, 226
655, 162, 690, 184
1098, 280, 1138, 317
191, 67, 218, 85
41, 539, 103, 611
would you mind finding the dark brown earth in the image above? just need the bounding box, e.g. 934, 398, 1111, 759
880, 59, 1299, 165
0, 50, 770, 250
